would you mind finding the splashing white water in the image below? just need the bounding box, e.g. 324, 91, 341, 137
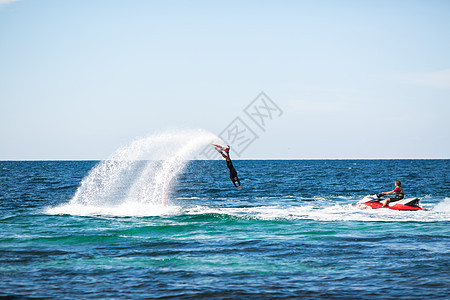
184, 203, 450, 222
47, 129, 222, 216
432, 197, 450, 213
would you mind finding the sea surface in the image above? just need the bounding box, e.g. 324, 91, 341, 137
1, 159, 449, 299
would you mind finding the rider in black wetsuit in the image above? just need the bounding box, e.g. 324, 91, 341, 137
220, 146, 241, 190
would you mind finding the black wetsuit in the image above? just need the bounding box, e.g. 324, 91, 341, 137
226, 160, 240, 188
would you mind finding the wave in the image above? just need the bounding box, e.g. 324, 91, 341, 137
46, 202, 182, 217
46, 200, 450, 222
182, 204, 449, 222
432, 197, 450, 213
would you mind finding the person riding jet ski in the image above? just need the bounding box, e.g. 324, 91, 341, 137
355, 180, 424, 211
380, 180, 404, 207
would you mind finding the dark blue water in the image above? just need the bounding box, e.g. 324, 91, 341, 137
1, 160, 449, 299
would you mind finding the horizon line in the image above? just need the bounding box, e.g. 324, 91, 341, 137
0, 157, 449, 161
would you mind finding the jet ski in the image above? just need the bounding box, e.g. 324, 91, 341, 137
355, 193, 425, 211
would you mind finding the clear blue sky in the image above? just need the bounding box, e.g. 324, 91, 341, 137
1, 0, 449, 159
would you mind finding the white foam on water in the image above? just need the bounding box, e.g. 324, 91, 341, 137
47, 129, 222, 217
432, 197, 450, 213
46, 202, 181, 217
183, 202, 450, 222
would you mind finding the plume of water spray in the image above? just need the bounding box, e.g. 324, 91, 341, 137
124, 131, 219, 205
68, 129, 222, 211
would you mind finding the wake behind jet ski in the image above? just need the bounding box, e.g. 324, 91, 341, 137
355, 193, 424, 211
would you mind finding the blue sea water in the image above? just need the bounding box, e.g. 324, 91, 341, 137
0, 159, 449, 299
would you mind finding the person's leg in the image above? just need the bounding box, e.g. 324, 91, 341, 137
382, 198, 391, 207
225, 152, 231, 161
389, 197, 401, 203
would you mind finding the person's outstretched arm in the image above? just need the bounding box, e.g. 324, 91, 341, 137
382, 189, 395, 195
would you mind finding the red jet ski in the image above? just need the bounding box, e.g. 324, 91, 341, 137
355, 194, 425, 211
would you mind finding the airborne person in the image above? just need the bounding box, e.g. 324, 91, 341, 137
219, 146, 241, 190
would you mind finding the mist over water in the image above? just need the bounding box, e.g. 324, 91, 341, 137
48, 129, 222, 216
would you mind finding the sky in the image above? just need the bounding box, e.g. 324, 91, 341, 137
0, 0, 449, 159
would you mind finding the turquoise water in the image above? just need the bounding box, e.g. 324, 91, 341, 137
1, 160, 449, 299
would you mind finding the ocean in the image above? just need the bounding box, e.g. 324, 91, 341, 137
1, 159, 449, 299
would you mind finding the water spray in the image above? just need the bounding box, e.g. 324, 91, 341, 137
59, 129, 221, 214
